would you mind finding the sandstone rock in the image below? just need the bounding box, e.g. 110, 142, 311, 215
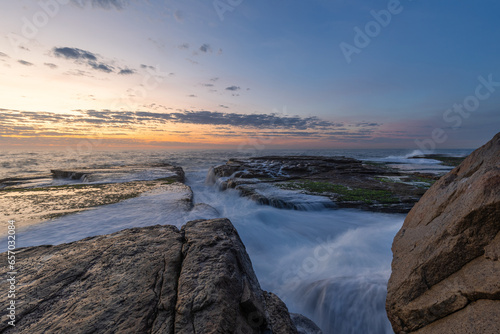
386, 132, 500, 333
263, 292, 298, 334
0, 218, 309, 333
175, 219, 272, 333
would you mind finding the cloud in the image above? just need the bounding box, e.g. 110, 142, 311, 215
0, 52, 8, 58
118, 68, 135, 75
64, 69, 94, 77
188, 94, 197, 98
52, 46, 120, 74
18, 60, 34, 66
1, 108, 384, 146
72, 0, 129, 10
0, 109, 346, 132
177, 43, 190, 50
174, 10, 184, 22
53, 47, 97, 61
225, 86, 240, 91
354, 122, 382, 127
219, 105, 229, 108
199, 44, 212, 53
88, 62, 114, 73
140, 64, 155, 70
44, 63, 58, 69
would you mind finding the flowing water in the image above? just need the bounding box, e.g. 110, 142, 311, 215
0, 148, 472, 334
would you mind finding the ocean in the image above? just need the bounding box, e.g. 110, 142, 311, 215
0, 148, 472, 334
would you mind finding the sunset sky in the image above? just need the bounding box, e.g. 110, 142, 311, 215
1, 0, 499, 149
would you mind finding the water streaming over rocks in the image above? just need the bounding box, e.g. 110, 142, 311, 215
0, 148, 470, 334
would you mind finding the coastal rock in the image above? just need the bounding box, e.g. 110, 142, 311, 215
0, 218, 310, 333
290, 313, 323, 334
209, 156, 436, 213
386, 132, 500, 333
51, 163, 185, 183
0, 164, 187, 231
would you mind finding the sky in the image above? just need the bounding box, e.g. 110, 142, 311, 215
0, 0, 499, 150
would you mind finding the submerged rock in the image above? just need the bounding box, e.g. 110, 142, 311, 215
386, 132, 500, 333
209, 156, 437, 213
0, 218, 317, 333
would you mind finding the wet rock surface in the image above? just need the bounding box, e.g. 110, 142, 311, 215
386, 132, 500, 334
208, 156, 440, 213
0, 218, 313, 333
0, 164, 186, 231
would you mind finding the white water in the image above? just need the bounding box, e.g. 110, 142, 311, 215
189, 170, 404, 334
3, 148, 469, 333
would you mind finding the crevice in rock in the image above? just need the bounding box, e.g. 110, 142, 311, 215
149, 257, 167, 334
171, 229, 187, 334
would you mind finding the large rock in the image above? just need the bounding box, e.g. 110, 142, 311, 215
0, 218, 305, 333
386, 132, 500, 333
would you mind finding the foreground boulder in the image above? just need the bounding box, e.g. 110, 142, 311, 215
1, 219, 305, 333
386, 132, 500, 333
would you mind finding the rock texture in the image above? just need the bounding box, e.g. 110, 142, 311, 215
0, 218, 306, 333
386, 132, 500, 334
208, 156, 439, 213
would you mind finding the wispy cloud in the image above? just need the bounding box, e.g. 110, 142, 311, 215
72, 0, 130, 10
0, 109, 345, 131
51, 46, 135, 75
0, 108, 384, 146
18, 60, 34, 66
118, 68, 135, 75
174, 10, 184, 22
44, 63, 58, 69
199, 44, 212, 53
88, 62, 114, 73
53, 47, 97, 61
225, 86, 240, 91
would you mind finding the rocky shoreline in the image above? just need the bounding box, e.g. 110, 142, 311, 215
0, 164, 186, 231
2, 141, 494, 333
1, 153, 457, 232
0, 218, 320, 333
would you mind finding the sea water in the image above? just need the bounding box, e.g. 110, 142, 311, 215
0, 148, 471, 334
